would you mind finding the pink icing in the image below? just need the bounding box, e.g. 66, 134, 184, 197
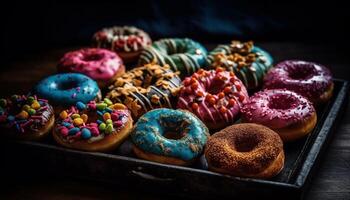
58, 48, 124, 81
177, 69, 249, 126
241, 89, 315, 129
263, 60, 333, 103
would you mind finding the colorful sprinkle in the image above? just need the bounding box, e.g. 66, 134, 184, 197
28, 108, 36, 115
105, 124, 114, 134
27, 96, 35, 104
68, 127, 80, 135
99, 123, 106, 131
7, 115, 15, 122
60, 127, 69, 137
71, 113, 80, 119
31, 101, 41, 110
73, 118, 84, 126
90, 127, 100, 136
96, 103, 107, 110
103, 98, 113, 106
81, 128, 92, 139
60, 111, 68, 119
16, 110, 29, 119
81, 114, 88, 123
114, 120, 123, 127
22, 104, 31, 112
106, 119, 113, 124
111, 113, 119, 121
76, 101, 86, 111
103, 112, 111, 121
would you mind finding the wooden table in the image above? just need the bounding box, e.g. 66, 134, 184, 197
0, 42, 349, 200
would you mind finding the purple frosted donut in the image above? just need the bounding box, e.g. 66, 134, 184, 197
241, 89, 317, 142
263, 60, 333, 104
58, 48, 125, 87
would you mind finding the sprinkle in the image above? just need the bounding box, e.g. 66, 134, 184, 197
111, 113, 119, 121
97, 111, 103, 117
90, 127, 99, 136
27, 96, 35, 103
96, 103, 107, 110
62, 122, 72, 128
114, 120, 123, 127
71, 113, 80, 119
31, 101, 41, 110
103, 98, 113, 106
105, 107, 113, 113
38, 98, 48, 102
73, 118, 84, 126
22, 104, 31, 112
105, 124, 113, 134
16, 110, 29, 119
68, 127, 80, 135
99, 123, 106, 131
220, 106, 227, 113
76, 102, 86, 111
103, 113, 111, 121
28, 108, 36, 115
191, 103, 199, 110
59, 111, 68, 119
106, 119, 113, 124
60, 127, 69, 137
81, 114, 88, 123
97, 119, 103, 124
81, 128, 92, 139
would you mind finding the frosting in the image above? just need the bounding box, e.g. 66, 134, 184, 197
33, 73, 101, 107
241, 89, 315, 129
0, 95, 54, 134
207, 40, 273, 90
55, 99, 130, 143
131, 108, 209, 161
93, 26, 151, 52
263, 60, 333, 104
177, 69, 249, 128
58, 48, 124, 81
106, 63, 181, 118
138, 38, 208, 78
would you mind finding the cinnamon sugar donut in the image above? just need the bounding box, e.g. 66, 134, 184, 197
205, 123, 284, 179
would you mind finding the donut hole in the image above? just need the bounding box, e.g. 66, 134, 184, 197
268, 95, 297, 110
58, 80, 79, 90
83, 53, 104, 61
234, 134, 261, 152
207, 78, 226, 94
288, 64, 316, 80
160, 117, 189, 140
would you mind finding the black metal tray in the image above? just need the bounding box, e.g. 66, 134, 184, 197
1, 79, 348, 200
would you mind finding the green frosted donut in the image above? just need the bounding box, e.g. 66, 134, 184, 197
138, 38, 208, 78
207, 41, 273, 90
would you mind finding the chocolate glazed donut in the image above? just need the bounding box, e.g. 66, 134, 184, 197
106, 63, 181, 119
205, 123, 284, 179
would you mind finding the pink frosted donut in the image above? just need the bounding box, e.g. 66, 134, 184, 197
241, 89, 317, 142
263, 60, 333, 104
57, 48, 125, 87
177, 69, 249, 130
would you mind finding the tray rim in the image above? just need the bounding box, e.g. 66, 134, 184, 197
2, 78, 349, 192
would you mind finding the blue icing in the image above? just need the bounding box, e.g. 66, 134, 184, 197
33, 73, 100, 107
131, 108, 209, 161
252, 46, 273, 67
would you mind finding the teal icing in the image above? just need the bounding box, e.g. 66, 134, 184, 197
131, 108, 209, 161
33, 73, 100, 107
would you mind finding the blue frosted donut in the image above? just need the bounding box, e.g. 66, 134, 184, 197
33, 73, 101, 107
131, 108, 209, 165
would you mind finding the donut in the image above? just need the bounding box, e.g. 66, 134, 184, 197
0, 95, 54, 141
177, 68, 249, 130
92, 26, 151, 63
138, 38, 207, 78
131, 108, 209, 166
53, 99, 133, 152
263, 60, 333, 105
205, 123, 284, 179
57, 48, 125, 87
207, 40, 273, 90
106, 63, 181, 119
33, 73, 101, 113
241, 89, 317, 142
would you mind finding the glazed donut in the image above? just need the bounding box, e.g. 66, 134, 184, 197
57, 48, 125, 87
207, 40, 273, 90
205, 123, 284, 179
241, 89, 317, 142
106, 63, 181, 119
177, 69, 249, 130
0, 95, 54, 141
33, 73, 101, 113
53, 99, 133, 152
138, 38, 207, 78
131, 108, 209, 166
264, 60, 333, 105
92, 26, 151, 63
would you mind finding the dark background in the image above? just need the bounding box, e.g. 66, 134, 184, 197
1, 1, 349, 66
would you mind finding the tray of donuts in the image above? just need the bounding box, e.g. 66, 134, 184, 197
0, 26, 349, 199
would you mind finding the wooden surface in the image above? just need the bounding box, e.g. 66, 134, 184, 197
0, 42, 349, 200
